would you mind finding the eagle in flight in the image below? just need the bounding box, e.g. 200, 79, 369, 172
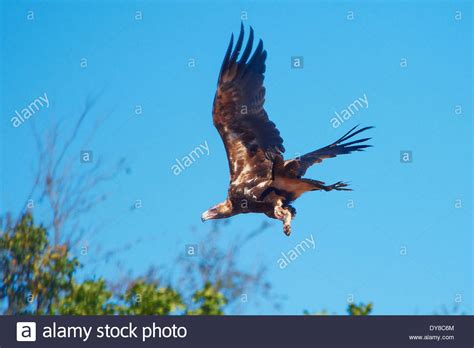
201, 24, 373, 236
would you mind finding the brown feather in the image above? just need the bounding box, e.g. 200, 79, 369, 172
212, 25, 285, 192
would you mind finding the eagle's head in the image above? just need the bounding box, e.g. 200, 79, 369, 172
201, 200, 233, 221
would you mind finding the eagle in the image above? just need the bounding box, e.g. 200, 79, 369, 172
201, 24, 373, 236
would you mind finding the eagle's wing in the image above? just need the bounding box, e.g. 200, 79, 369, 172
213, 24, 285, 186
284, 125, 373, 177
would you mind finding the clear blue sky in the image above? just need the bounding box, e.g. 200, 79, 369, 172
1, 0, 472, 314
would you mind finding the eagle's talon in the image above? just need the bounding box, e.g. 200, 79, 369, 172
283, 224, 291, 236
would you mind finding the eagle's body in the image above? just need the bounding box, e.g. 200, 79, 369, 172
202, 25, 373, 236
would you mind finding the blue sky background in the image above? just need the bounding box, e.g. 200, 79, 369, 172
1, 0, 472, 314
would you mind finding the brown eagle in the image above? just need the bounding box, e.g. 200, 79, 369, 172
201, 24, 373, 236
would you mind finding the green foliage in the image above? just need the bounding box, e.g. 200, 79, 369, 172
0, 213, 78, 314
347, 302, 373, 316
186, 282, 227, 315
0, 214, 227, 315
121, 280, 184, 315
55, 279, 116, 315
1, 213, 371, 316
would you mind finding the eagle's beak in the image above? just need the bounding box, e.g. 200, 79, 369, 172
201, 210, 216, 222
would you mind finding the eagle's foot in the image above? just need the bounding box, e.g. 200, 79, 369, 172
282, 207, 293, 236
275, 202, 293, 236
274, 206, 287, 220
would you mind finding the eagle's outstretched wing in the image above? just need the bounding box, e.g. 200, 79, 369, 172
284, 125, 373, 177
213, 24, 285, 186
